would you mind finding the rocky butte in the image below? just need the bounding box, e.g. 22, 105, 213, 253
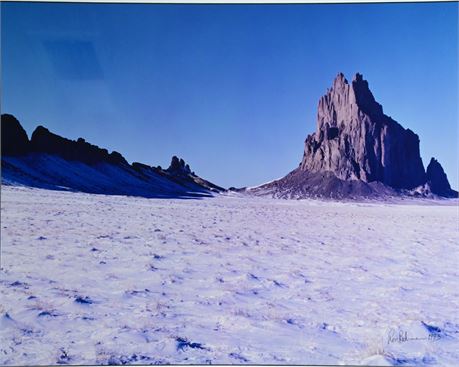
249, 73, 457, 199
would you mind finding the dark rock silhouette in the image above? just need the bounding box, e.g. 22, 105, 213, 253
249, 73, 456, 199
426, 158, 457, 197
1, 114, 224, 198
166, 156, 223, 192
1, 114, 30, 156
167, 156, 192, 176
30, 126, 128, 166
132, 156, 223, 193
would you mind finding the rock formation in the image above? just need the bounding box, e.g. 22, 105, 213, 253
1, 114, 224, 197
426, 158, 457, 197
1, 114, 30, 156
301, 73, 426, 189
30, 126, 128, 166
133, 156, 223, 193
167, 156, 192, 176
249, 73, 456, 199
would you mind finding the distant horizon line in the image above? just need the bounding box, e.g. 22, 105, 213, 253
2, 111, 457, 192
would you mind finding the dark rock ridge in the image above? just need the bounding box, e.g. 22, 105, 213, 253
132, 156, 224, 193
249, 73, 457, 199
30, 126, 128, 166
1, 114, 224, 198
426, 158, 457, 198
1, 114, 30, 156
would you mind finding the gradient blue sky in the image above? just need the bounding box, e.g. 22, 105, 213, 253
2, 2, 458, 189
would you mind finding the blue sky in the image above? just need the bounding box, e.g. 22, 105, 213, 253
2, 2, 458, 189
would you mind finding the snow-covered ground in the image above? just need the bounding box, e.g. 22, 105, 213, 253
1, 186, 458, 366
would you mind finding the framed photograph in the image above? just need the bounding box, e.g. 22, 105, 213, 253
1, 0, 458, 365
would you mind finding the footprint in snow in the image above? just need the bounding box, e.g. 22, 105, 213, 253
9, 281, 29, 289
229, 353, 249, 362
74, 296, 94, 305
176, 337, 207, 351
38, 310, 59, 318
106, 354, 153, 364
272, 280, 288, 288
421, 321, 443, 337
57, 348, 71, 364
124, 289, 151, 297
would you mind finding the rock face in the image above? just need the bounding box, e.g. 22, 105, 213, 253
165, 156, 223, 192
1, 114, 30, 156
132, 155, 223, 193
300, 73, 426, 189
30, 126, 128, 166
167, 156, 192, 176
426, 158, 457, 197
249, 73, 456, 199
2, 114, 224, 197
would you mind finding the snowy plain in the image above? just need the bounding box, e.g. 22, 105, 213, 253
1, 185, 459, 366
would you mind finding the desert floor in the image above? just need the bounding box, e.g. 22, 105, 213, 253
1, 186, 458, 365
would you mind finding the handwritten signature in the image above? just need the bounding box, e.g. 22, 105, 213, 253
387, 328, 441, 345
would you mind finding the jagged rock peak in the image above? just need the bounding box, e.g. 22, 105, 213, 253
426, 157, 457, 197
332, 72, 348, 87
1, 114, 30, 156
301, 72, 426, 190
331, 72, 364, 86
353, 72, 363, 82
167, 156, 192, 175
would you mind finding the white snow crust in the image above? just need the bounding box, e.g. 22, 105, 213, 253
1, 186, 458, 365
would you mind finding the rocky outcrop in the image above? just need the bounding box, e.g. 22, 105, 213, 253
300, 73, 426, 189
426, 158, 457, 197
1, 114, 30, 156
132, 156, 223, 193
167, 156, 192, 176
30, 126, 128, 166
2, 114, 224, 197
249, 73, 456, 199
166, 156, 223, 192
